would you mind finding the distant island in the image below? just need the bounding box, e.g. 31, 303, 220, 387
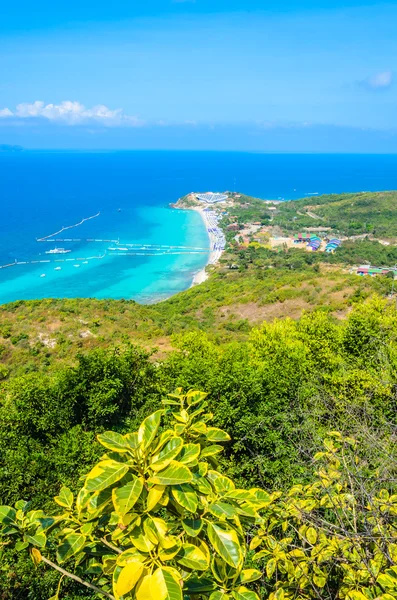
0, 144, 23, 153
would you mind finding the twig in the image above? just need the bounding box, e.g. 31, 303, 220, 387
40, 555, 115, 600
100, 537, 123, 554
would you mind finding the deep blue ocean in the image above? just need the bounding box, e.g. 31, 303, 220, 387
1, 151, 397, 305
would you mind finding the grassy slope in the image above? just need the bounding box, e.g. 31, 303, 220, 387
0, 259, 388, 378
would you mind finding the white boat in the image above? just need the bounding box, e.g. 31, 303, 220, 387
73, 264, 80, 268
40, 273, 46, 278
54, 267, 61, 271
45, 248, 71, 255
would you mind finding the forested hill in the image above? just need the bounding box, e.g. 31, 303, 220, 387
273, 190, 397, 238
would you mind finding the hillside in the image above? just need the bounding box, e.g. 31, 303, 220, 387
0, 254, 390, 377
273, 190, 397, 238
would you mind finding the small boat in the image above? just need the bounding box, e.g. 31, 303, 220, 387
73, 264, 80, 268
40, 273, 46, 278
82, 261, 88, 264
54, 267, 61, 271
45, 248, 71, 255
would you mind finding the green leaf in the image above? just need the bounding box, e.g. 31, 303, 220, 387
148, 461, 193, 486
177, 543, 209, 571
25, 532, 46, 548
56, 533, 86, 563
15, 500, 30, 513
172, 484, 198, 513
85, 460, 129, 493
54, 487, 74, 510
112, 476, 143, 517
208, 502, 237, 519
97, 431, 130, 453
207, 522, 243, 569
115, 561, 145, 596
138, 410, 163, 450
182, 518, 203, 537
210, 593, 231, 600
15, 541, 29, 552
178, 444, 201, 465
0, 506, 17, 525
184, 577, 216, 594
151, 437, 183, 471
206, 427, 231, 442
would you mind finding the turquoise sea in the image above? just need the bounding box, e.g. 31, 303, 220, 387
1, 151, 397, 305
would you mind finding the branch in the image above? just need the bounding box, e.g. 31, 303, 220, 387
100, 537, 123, 554
40, 555, 115, 600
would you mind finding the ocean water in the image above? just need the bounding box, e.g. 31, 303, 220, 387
1, 151, 397, 305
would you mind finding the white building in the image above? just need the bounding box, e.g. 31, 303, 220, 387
196, 192, 228, 204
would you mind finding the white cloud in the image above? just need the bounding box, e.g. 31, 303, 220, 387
0, 100, 143, 126
364, 71, 393, 90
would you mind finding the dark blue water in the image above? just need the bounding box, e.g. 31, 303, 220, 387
0, 151, 396, 304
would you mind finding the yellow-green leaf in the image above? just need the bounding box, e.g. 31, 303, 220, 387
130, 529, 156, 553
56, 533, 86, 563
182, 518, 203, 537
238, 569, 262, 584
85, 460, 129, 493
112, 476, 143, 517
232, 587, 260, 600
207, 522, 242, 569
97, 431, 130, 453
148, 461, 192, 486
25, 532, 46, 548
210, 592, 231, 600
201, 445, 223, 458
177, 542, 209, 571
306, 527, 317, 545
206, 427, 231, 442
30, 548, 42, 567
172, 484, 198, 513
151, 437, 183, 471
54, 487, 74, 510
147, 485, 165, 511
178, 444, 201, 465
138, 410, 163, 450
136, 567, 183, 600
115, 561, 145, 596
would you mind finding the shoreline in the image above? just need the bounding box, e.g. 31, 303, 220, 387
190, 206, 225, 287
173, 204, 225, 287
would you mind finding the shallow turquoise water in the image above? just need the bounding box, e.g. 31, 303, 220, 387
1, 150, 397, 305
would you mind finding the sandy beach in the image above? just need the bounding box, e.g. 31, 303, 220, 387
190, 206, 225, 286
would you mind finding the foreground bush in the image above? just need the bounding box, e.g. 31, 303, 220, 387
0, 391, 396, 600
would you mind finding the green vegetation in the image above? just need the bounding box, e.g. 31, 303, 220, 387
1, 294, 397, 597
1, 191, 397, 598
1, 390, 397, 600
272, 191, 397, 238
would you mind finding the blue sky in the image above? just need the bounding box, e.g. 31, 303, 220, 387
0, 0, 396, 151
